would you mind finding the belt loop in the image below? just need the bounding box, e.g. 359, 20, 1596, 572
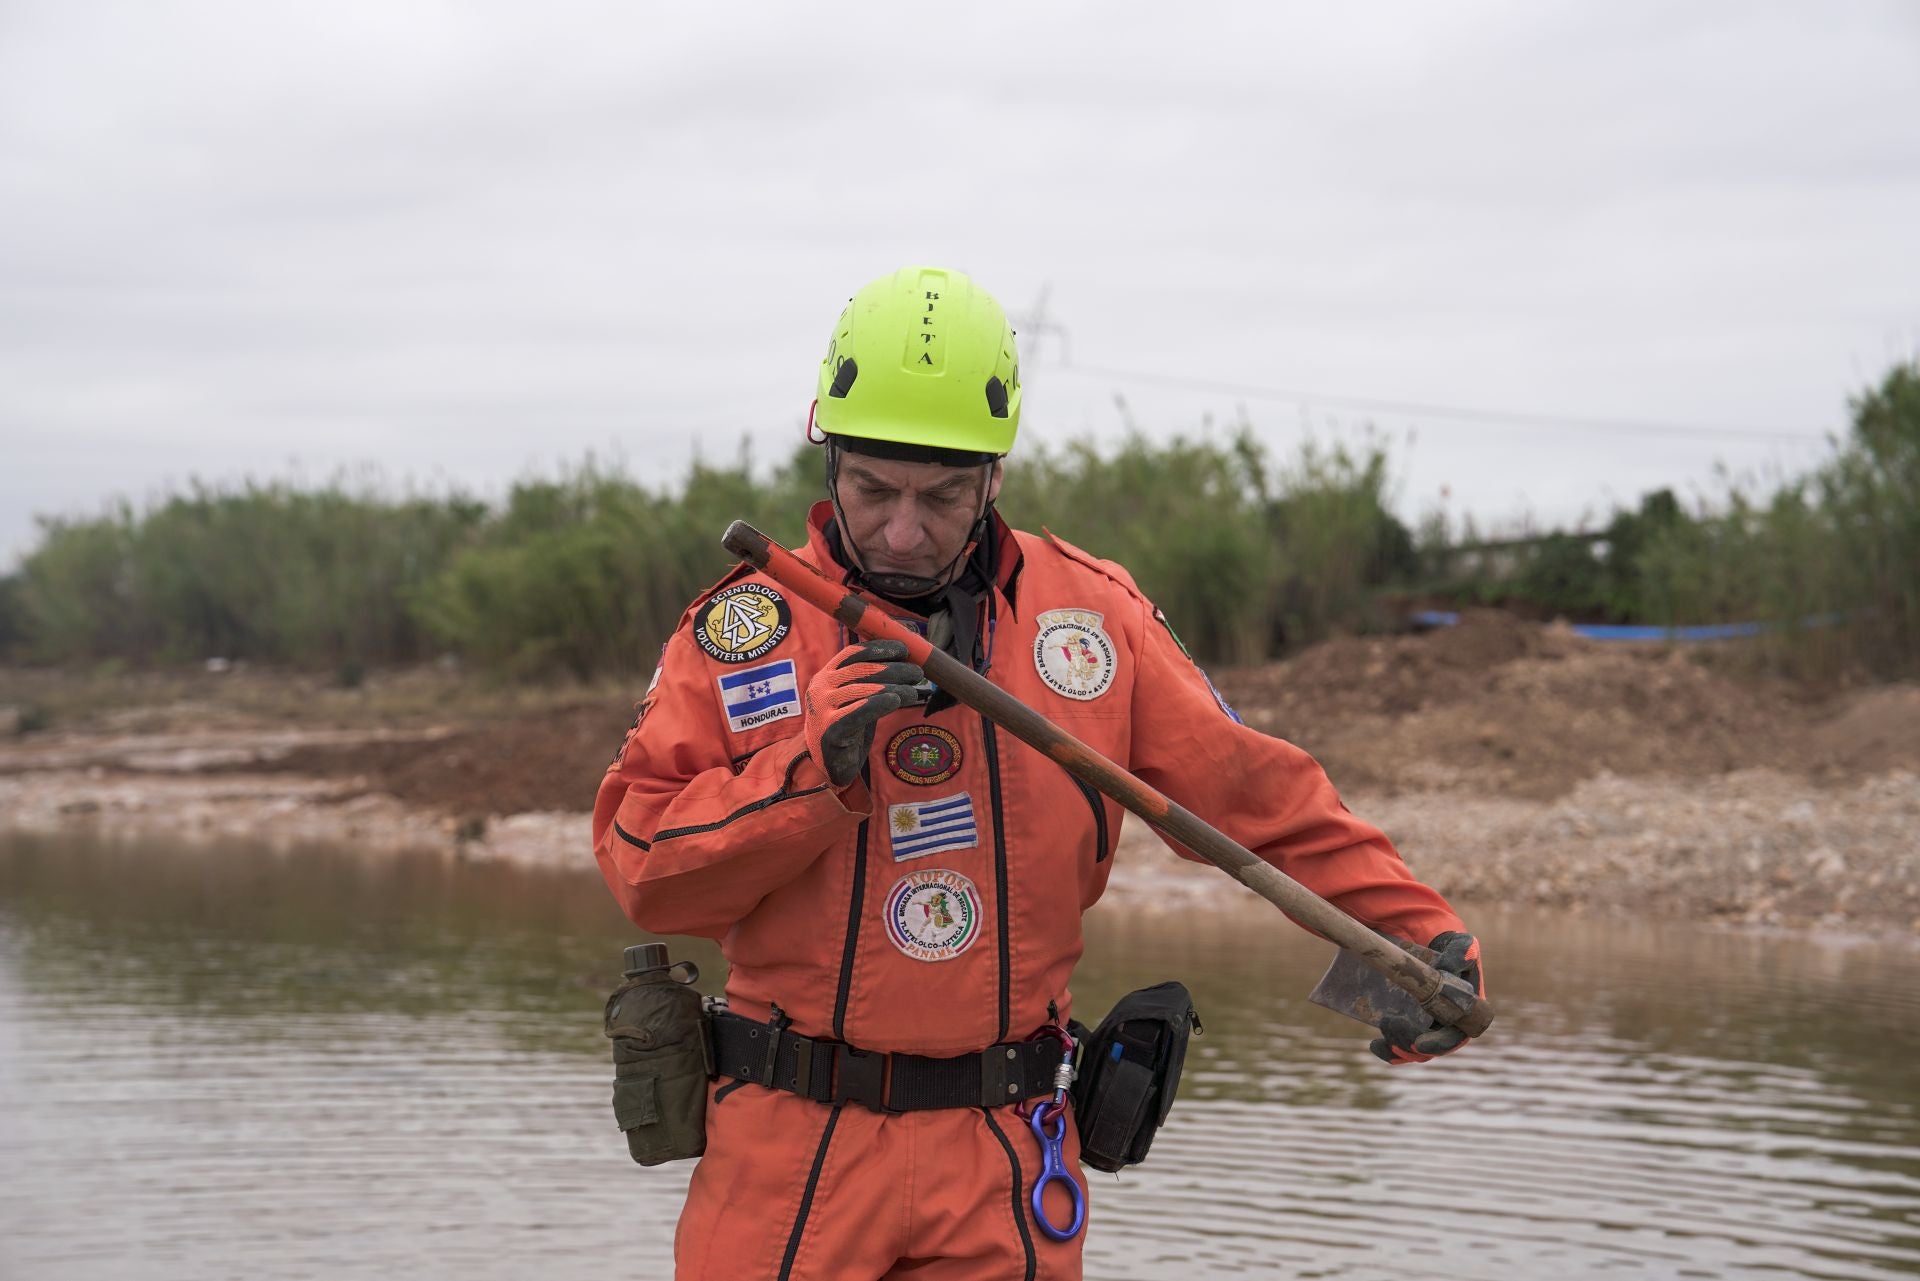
757, 1004, 790, 1088
979, 1042, 1021, 1108
793, 1037, 816, 1098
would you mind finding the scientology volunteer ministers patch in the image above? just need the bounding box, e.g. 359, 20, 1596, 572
694, 583, 791, 663
883, 868, 982, 962
1033, 608, 1117, 701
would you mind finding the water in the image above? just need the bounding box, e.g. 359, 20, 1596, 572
1, 829, 1916, 1280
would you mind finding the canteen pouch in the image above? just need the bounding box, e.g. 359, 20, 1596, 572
1070, 980, 1200, 1173
604, 966, 713, 1166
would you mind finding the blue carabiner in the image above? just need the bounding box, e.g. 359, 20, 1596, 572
1028, 1100, 1087, 1242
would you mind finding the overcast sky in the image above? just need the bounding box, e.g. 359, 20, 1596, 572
3, 1, 1917, 569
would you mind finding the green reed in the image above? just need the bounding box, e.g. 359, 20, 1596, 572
13, 481, 484, 669
6, 361, 1913, 679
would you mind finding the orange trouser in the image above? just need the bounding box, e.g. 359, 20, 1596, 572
675, 1079, 1086, 1280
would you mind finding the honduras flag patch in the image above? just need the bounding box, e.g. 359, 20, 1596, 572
717, 659, 800, 733
887, 792, 978, 862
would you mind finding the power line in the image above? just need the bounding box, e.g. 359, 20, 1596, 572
1049, 360, 1829, 445
1010, 286, 1072, 367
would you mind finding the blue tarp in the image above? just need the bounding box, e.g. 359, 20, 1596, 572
1409, 610, 1840, 643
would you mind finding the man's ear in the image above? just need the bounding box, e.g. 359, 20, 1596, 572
986, 460, 1004, 505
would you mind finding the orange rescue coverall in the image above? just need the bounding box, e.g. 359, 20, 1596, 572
593, 502, 1466, 1280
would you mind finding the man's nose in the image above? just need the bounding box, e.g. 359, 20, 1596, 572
883, 503, 924, 554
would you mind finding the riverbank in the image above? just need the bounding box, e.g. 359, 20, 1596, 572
2, 612, 1916, 934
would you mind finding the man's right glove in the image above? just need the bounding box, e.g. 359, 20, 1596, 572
803, 639, 928, 787
1369, 930, 1485, 1065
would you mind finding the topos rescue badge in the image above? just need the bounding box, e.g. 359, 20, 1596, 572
883, 868, 982, 962
694, 583, 792, 664
1033, 608, 1117, 701
886, 725, 963, 786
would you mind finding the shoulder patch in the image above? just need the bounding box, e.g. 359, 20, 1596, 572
1151, 604, 1242, 723
1201, 668, 1244, 724
1033, 608, 1118, 701
694, 581, 793, 663
1151, 605, 1193, 660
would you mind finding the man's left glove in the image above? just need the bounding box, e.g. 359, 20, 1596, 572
802, 639, 928, 788
1370, 930, 1484, 1065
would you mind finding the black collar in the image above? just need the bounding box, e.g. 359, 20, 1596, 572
823, 517, 998, 705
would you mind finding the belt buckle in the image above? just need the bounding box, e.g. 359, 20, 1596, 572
832, 1044, 888, 1112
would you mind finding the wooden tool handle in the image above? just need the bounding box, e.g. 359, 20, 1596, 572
720, 521, 1494, 1039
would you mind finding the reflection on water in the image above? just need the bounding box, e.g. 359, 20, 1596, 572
1, 830, 1917, 1280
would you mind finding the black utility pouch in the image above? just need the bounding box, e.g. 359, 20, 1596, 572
1070, 981, 1201, 1173
604, 944, 713, 1166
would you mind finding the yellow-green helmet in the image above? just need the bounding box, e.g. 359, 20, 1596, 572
815, 265, 1021, 460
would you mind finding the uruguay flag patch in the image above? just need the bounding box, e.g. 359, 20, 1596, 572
887, 792, 978, 861
717, 659, 800, 733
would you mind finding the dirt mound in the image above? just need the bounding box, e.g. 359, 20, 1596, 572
236, 615, 1915, 814
1220, 610, 1579, 722
1213, 611, 1824, 800
1807, 686, 1920, 777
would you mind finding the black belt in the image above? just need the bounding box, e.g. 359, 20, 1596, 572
710, 1011, 1064, 1113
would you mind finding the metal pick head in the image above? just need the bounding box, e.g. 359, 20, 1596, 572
1307, 940, 1438, 1029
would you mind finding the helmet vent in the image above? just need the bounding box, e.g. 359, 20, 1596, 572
828, 358, 859, 399
984, 376, 1009, 419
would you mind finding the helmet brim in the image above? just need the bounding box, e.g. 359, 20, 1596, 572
826, 431, 1000, 469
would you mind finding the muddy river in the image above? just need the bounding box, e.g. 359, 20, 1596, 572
1, 830, 1916, 1279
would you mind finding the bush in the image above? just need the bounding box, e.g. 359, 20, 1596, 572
1002, 430, 1413, 661
20, 362, 1909, 682
414, 447, 820, 679
14, 480, 485, 667
1002, 433, 1280, 663
1263, 438, 1416, 647
2, 431, 1432, 675
0, 572, 28, 659
1637, 361, 1920, 678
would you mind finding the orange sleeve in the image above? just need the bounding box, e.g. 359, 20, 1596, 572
1125, 595, 1463, 947
592, 629, 871, 939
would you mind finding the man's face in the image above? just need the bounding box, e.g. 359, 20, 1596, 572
834, 453, 1004, 585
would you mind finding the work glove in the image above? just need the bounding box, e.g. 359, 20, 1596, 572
803, 639, 928, 788
1370, 930, 1484, 1065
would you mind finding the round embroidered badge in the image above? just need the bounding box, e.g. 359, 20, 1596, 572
883, 868, 982, 962
886, 725, 963, 786
1033, 615, 1117, 701
694, 583, 792, 663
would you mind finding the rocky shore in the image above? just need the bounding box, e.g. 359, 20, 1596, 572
3, 612, 1916, 936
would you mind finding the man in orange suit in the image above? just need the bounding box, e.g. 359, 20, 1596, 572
593, 265, 1485, 1280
